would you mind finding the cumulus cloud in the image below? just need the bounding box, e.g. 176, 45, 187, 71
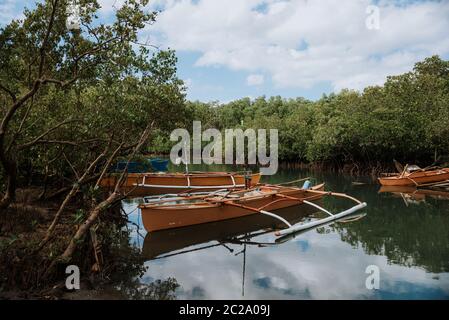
0, 0, 25, 23
146, 0, 449, 91
2, 0, 447, 94
246, 74, 264, 86
97, 0, 126, 14
140, 227, 449, 299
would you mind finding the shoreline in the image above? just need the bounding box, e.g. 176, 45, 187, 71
144, 153, 399, 177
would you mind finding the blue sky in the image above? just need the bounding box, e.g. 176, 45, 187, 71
1, 0, 449, 102
175, 51, 333, 102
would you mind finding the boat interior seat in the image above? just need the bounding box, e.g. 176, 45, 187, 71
225, 194, 241, 198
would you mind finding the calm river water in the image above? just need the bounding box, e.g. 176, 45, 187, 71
121, 164, 449, 299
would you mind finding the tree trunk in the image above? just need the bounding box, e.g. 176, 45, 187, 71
60, 191, 121, 260
37, 185, 80, 249
0, 84, 41, 210
54, 123, 152, 264
0, 152, 17, 209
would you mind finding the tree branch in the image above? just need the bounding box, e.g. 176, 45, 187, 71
94, 141, 124, 189
62, 152, 80, 181
5, 98, 34, 154
19, 138, 103, 148
0, 83, 17, 102
17, 119, 82, 150
38, 0, 59, 77
58, 122, 154, 261
37, 139, 113, 251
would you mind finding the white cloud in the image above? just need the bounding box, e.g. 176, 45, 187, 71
140, 227, 449, 299
0, 0, 24, 24
246, 74, 264, 86
146, 0, 449, 91
97, 0, 126, 14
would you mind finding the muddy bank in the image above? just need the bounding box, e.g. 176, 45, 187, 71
0, 186, 146, 299
0, 281, 125, 300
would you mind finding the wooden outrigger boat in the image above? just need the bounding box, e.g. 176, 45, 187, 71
140, 203, 366, 297
142, 204, 366, 261
139, 182, 367, 235
142, 200, 323, 260
378, 165, 449, 187
99, 171, 261, 196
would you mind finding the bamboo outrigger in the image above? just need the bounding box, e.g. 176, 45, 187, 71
138, 182, 367, 235
142, 199, 366, 261
100, 171, 261, 196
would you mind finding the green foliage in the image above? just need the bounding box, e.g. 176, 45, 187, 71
0, 0, 186, 190
72, 209, 86, 224
1, 0, 448, 186
184, 56, 449, 165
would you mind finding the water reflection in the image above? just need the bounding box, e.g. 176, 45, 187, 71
379, 185, 449, 205
142, 203, 321, 260
122, 168, 449, 300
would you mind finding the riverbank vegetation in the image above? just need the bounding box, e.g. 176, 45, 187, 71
0, 0, 184, 296
1, 0, 448, 298
176, 56, 449, 173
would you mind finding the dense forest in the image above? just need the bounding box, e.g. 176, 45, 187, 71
150, 55, 449, 171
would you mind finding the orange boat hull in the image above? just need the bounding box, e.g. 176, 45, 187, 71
140, 184, 325, 232
142, 201, 322, 259
100, 172, 261, 196
378, 168, 449, 186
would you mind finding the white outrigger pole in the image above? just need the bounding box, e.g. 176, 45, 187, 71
256, 184, 367, 237
274, 199, 367, 237
221, 181, 367, 237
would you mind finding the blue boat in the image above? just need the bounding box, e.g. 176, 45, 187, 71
149, 158, 169, 172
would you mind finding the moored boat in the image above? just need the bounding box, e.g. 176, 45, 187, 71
99, 171, 262, 196
139, 182, 367, 234
378, 165, 449, 186
149, 158, 169, 171
142, 201, 323, 260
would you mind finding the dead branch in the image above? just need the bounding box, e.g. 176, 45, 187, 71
43, 173, 100, 200
37, 139, 114, 250
94, 142, 124, 189
62, 152, 80, 180
57, 123, 153, 262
